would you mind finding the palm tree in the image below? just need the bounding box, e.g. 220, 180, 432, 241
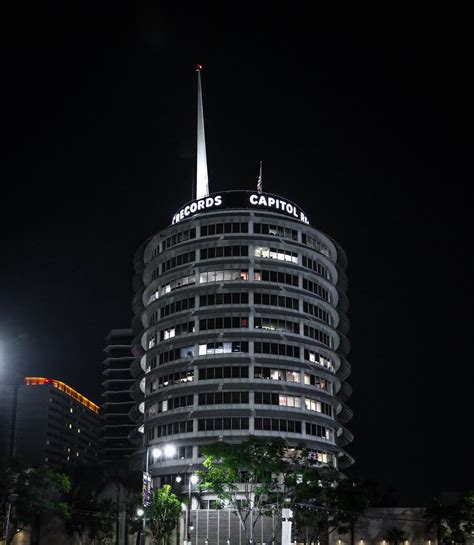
385, 527, 408, 545
425, 498, 451, 545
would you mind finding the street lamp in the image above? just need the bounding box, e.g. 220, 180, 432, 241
141, 443, 177, 545
178, 472, 199, 545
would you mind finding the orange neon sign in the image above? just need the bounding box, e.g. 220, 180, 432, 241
24, 377, 100, 414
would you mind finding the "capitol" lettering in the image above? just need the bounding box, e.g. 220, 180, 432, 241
249, 194, 309, 224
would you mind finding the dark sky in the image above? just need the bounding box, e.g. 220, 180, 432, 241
1, 7, 472, 504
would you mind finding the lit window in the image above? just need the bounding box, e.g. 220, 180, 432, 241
164, 328, 175, 340
77, 428, 81, 433
68, 424, 72, 429
69, 408, 73, 413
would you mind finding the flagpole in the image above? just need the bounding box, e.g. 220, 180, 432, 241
257, 161, 263, 194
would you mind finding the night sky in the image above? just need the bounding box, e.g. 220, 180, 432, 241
1, 7, 472, 505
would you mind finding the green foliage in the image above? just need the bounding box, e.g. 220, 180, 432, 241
385, 527, 408, 545
145, 485, 182, 545
198, 437, 341, 545
13, 466, 71, 526
0, 463, 71, 544
425, 492, 474, 545
330, 479, 376, 545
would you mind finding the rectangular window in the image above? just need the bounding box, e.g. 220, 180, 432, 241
200, 246, 248, 260
254, 317, 299, 334
302, 233, 330, 257
254, 247, 298, 264
254, 223, 298, 241
201, 223, 248, 236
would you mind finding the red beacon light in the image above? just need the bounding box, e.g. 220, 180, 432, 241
196, 64, 203, 71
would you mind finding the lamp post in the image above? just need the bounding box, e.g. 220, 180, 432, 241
141, 443, 177, 545
176, 472, 198, 545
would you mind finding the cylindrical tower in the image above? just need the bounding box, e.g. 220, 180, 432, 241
131, 191, 353, 487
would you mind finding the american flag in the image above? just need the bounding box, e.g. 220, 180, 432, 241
257, 161, 263, 193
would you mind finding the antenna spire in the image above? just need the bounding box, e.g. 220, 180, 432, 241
257, 161, 263, 194
196, 64, 209, 199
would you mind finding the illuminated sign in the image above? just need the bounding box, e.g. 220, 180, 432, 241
172, 191, 309, 224
142, 471, 152, 506
24, 377, 100, 414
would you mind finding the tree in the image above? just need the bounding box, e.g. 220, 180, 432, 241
145, 485, 182, 545
330, 479, 375, 545
425, 498, 452, 545
198, 437, 338, 545
385, 527, 408, 545
9, 466, 71, 545
425, 492, 474, 545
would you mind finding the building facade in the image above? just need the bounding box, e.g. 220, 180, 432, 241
101, 328, 136, 461
12, 377, 100, 468
130, 191, 353, 487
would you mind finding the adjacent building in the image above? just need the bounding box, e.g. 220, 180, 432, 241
130, 191, 353, 487
101, 328, 136, 461
11, 377, 100, 467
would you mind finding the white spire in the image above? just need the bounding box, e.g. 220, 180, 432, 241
196, 64, 209, 199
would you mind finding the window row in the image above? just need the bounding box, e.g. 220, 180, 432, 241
254, 341, 300, 359
303, 301, 331, 325
303, 325, 332, 348
149, 273, 196, 303
149, 270, 331, 306
160, 228, 196, 254
305, 349, 335, 371
152, 224, 331, 259
199, 317, 249, 331
199, 292, 249, 307
254, 418, 302, 433
198, 391, 249, 405
200, 246, 249, 260
254, 367, 333, 391
254, 247, 298, 264
199, 269, 249, 283
254, 293, 299, 310
153, 445, 193, 461
148, 371, 194, 392
302, 256, 330, 280
305, 422, 333, 440
151, 394, 193, 415
155, 420, 193, 438
147, 391, 333, 415
161, 321, 195, 341
159, 297, 195, 319
254, 317, 299, 334
148, 366, 333, 392
201, 222, 248, 236
198, 366, 249, 380
255, 392, 301, 408
302, 278, 330, 302
308, 449, 334, 465
198, 417, 249, 431
255, 269, 299, 287
158, 250, 196, 275
305, 398, 333, 416
302, 233, 330, 257
198, 341, 249, 355
254, 223, 298, 240
159, 345, 196, 365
